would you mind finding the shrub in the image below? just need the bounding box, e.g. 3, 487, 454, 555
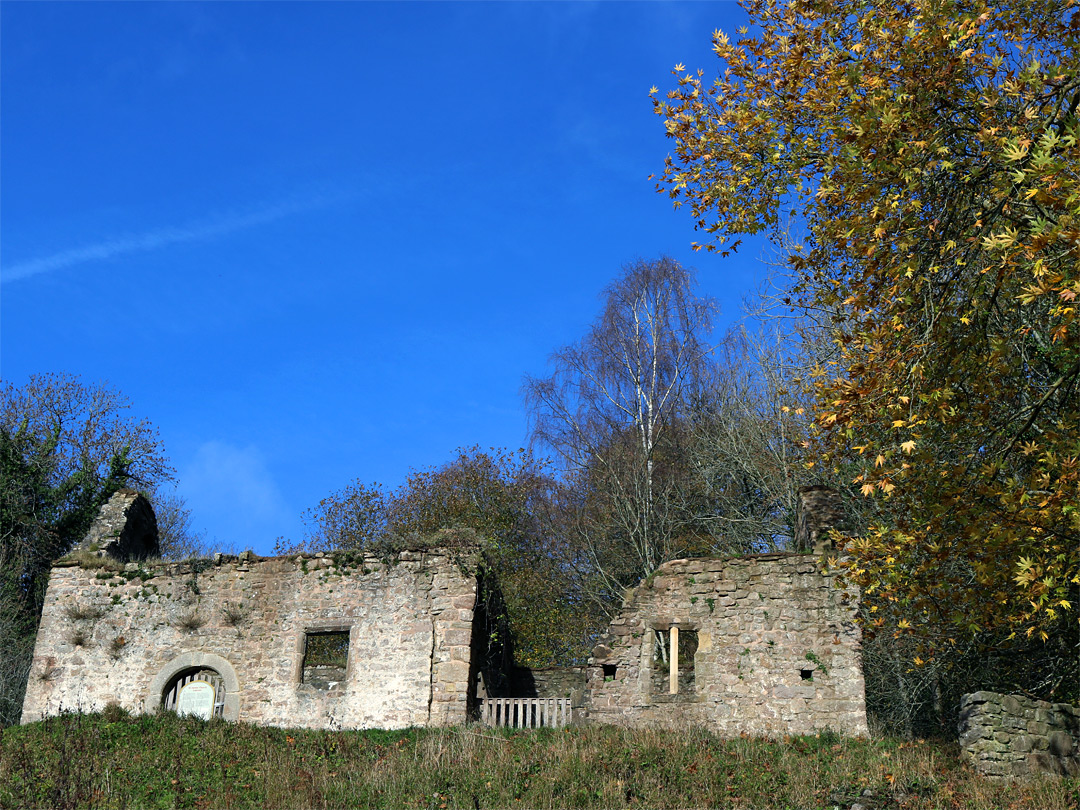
175, 611, 205, 632
64, 603, 104, 622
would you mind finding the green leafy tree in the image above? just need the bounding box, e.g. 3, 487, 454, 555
281, 447, 599, 666
0, 374, 173, 724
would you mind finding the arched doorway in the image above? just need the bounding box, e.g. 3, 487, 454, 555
162, 667, 225, 718
148, 652, 240, 721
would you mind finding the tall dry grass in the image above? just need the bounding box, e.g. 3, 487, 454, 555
1, 710, 1075, 809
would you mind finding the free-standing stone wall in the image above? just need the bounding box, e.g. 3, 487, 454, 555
958, 691, 1079, 778
582, 553, 868, 736
76, 488, 159, 560
22, 547, 481, 730
793, 486, 845, 555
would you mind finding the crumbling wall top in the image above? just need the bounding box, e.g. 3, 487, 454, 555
793, 485, 845, 555
76, 488, 159, 561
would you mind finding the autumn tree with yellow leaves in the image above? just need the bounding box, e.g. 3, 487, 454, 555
653, 0, 1078, 706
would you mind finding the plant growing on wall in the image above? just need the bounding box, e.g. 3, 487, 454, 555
175, 611, 205, 632
221, 602, 246, 628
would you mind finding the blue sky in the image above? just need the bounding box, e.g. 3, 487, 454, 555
2, 1, 769, 554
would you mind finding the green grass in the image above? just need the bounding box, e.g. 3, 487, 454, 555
1, 711, 1076, 809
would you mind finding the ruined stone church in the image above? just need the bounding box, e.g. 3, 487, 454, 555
23, 487, 867, 736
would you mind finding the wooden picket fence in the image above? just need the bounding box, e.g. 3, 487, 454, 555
480, 697, 572, 729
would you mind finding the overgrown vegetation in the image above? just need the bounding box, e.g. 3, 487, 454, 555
275, 447, 606, 669
0, 375, 218, 726
303, 632, 350, 670
2, 711, 1075, 810
0, 376, 151, 726
2, 1, 1075, 753
651, 0, 1079, 735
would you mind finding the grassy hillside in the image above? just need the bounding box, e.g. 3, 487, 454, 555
1, 711, 1074, 809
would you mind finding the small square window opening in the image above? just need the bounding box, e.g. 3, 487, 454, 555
303, 630, 350, 689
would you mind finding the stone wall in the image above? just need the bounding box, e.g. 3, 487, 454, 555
793, 486, 845, 555
76, 489, 159, 560
582, 553, 868, 737
509, 666, 587, 706
22, 548, 480, 730
958, 691, 1079, 778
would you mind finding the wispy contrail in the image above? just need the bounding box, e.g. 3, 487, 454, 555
1, 196, 333, 284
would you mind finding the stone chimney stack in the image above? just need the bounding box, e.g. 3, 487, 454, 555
793, 485, 844, 555
77, 488, 160, 560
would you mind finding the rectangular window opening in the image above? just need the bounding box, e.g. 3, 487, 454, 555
800, 668, 814, 681
602, 664, 618, 681
651, 626, 697, 697
303, 630, 350, 689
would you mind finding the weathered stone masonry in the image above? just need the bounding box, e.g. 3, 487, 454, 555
24, 485, 868, 737
22, 548, 482, 730
583, 552, 869, 736
76, 488, 159, 560
959, 691, 1079, 778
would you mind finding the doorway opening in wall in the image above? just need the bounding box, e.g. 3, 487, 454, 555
651, 626, 698, 697
162, 668, 225, 718
303, 630, 350, 689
